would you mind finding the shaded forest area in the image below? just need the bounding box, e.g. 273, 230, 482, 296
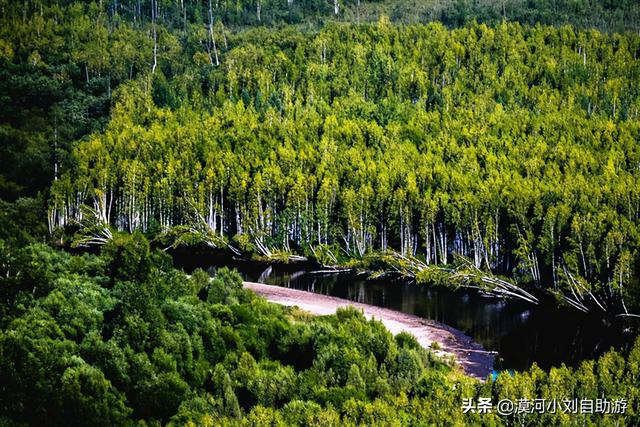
3, 0, 640, 30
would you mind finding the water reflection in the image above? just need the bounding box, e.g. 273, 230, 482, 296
174, 251, 637, 372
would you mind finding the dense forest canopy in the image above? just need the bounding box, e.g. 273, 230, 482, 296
27, 15, 640, 313
3, 1, 640, 313
2, 0, 640, 200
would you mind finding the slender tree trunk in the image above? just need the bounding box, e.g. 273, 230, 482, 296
53, 117, 58, 181
182, 0, 187, 32
151, 0, 157, 74
208, 0, 219, 66
107, 188, 113, 224
222, 23, 228, 49
220, 182, 224, 236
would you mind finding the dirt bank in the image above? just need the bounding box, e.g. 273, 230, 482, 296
244, 282, 495, 380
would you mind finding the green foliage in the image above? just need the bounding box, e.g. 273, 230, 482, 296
60, 364, 131, 426
102, 232, 152, 284
0, 233, 456, 425
0, 197, 47, 244
0, 230, 639, 424
3, 1, 640, 424
3, 0, 640, 310
39, 18, 640, 312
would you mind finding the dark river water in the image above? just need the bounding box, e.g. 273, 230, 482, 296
172, 248, 639, 372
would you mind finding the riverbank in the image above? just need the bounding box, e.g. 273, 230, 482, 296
244, 281, 496, 381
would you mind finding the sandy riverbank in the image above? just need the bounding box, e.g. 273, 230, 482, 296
244, 282, 496, 380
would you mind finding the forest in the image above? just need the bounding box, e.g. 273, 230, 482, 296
1, 210, 639, 425
38, 13, 640, 313
2, 0, 640, 424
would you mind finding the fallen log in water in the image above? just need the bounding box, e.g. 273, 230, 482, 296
452, 273, 539, 305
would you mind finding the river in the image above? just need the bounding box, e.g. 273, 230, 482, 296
171, 247, 638, 372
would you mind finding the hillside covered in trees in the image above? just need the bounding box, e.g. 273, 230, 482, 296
26, 11, 640, 314
3, 0, 640, 424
